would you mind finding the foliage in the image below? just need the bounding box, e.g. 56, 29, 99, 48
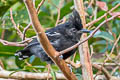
0, 0, 120, 79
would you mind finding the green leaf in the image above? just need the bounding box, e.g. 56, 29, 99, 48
93, 31, 114, 42
0, 0, 16, 16
31, 57, 47, 66
0, 44, 23, 56
92, 40, 106, 45
87, 7, 93, 15
51, 68, 56, 80
60, 1, 73, 19
15, 56, 25, 68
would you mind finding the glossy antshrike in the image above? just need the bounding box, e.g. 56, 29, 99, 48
15, 10, 90, 64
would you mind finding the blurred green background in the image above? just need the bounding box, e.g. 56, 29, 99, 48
0, 0, 120, 79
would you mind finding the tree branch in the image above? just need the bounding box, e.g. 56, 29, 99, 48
10, 8, 23, 39
22, 23, 32, 40
23, 0, 45, 40
86, 3, 120, 27
0, 39, 27, 47
74, 0, 94, 80
23, 0, 77, 80
0, 70, 65, 80
59, 14, 120, 56
36, 0, 45, 14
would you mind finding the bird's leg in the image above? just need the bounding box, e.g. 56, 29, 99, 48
59, 55, 63, 59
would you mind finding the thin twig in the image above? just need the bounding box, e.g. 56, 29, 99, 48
111, 66, 119, 75
65, 61, 120, 79
94, 70, 102, 80
19, 36, 36, 44
46, 64, 51, 80
93, 64, 111, 80
10, 8, 23, 39
36, 0, 45, 14
22, 23, 32, 40
104, 34, 120, 63
25, 60, 38, 72
87, 0, 94, 8
1, 20, 5, 39
48, 0, 63, 26
55, 7, 60, 26
86, 3, 120, 27
72, 52, 76, 62
22, 0, 45, 40
55, 0, 64, 26
0, 39, 27, 47
0, 36, 37, 47
0, 60, 4, 70
66, 61, 120, 69
99, 34, 120, 78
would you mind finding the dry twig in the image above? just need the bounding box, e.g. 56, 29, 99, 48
104, 34, 120, 63
86, 3, 120, 27
10, 8, 23, 39
1, 20, 5, 39
0, 39, 27, 47
93, 64, 111, 80
48, 0, 64, 26
22, 23, 32, 40
36, 0, 45, 14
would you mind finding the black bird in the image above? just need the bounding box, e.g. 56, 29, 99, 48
15, 10, 90, 64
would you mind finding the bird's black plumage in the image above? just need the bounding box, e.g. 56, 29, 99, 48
15, 10, 86, 64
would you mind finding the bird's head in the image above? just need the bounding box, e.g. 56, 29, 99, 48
67, 9, 91, 41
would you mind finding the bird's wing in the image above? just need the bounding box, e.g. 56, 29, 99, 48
46, 31, 63, 50
46, 31, 62, 41
46, 31, 75, 51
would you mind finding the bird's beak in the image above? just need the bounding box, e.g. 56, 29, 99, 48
78, 29, 91, 33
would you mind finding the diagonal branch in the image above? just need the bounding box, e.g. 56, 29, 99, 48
59, 14, 120, 56
36, 0, 45, 14
86, 3, 120, 27
22, 23, 32, 40
22, 0, 45, 40
23, 0, 77, 80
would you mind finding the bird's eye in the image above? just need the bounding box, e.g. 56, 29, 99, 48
67, 28, 77, 36
70, 28, 77, 32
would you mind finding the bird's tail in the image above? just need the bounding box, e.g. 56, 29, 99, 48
15, 49, 32, 60
69, 9, 83, 30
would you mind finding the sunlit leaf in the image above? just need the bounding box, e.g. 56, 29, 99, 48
93, 31, 114, 42
110, 12, 120, 18
96, 1, 108, 11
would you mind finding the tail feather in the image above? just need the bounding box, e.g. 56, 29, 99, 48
15, 49, 32, 60
69, 9, 82, 30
